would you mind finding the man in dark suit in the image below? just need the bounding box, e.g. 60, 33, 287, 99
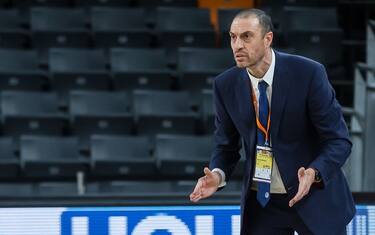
189, 8, 355, 235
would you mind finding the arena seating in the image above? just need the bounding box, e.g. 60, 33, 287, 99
0, 0, 371, 196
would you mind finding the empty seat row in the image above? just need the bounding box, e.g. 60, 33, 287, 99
259, 0, 339, 29
0, 48, 234, 93
0, 6, 343, 53
0, 46, 349, 105
0, 90, 215, 139
0, 88, 353, 140
0, 7, 214, 49
0, 6, 345, 76
0, 6, 338, 34
2, 0, 198, 8
0, 134, 245, 179
280, 7, 343, 66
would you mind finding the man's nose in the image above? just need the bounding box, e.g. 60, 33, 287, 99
232, 37, 244, 50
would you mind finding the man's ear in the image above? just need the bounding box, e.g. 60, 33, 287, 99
264, 31, 273, 47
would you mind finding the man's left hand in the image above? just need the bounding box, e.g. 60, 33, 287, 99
289, 167, 316, 207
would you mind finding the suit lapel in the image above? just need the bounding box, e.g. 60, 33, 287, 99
270, 51, 290, 142
234, 52, 290, 145
236, 68, 255, 125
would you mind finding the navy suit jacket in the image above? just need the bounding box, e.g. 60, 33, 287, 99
209, 50, 356, 235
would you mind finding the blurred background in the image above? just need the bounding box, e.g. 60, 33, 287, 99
0, 0, 373, 234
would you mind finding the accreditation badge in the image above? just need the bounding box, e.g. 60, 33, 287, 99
253, 145, 273, 183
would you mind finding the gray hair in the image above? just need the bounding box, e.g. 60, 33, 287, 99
234, 8, 274, 36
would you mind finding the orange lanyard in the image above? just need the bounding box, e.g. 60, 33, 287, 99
250, 81, 271, 145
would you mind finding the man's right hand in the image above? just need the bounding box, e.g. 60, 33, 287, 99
189, 167, 221, 202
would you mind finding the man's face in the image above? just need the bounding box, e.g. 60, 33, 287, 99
230, 16, 272, 68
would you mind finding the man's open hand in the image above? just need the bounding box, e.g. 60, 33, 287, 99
289, 167, 316, 207
189, 167, 221, 202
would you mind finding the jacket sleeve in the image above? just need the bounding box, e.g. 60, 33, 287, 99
209, 78, 242, 182
307, 64, 352, 186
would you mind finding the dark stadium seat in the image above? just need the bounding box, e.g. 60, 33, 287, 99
177, 47, 234, 92
0, 49, 46, 91
0, 9, 29, 48
0, 91, 66, 137
262, 0, 338, 7
154, 7, 215, 48
20, 136, 87, 178
30, 7, 89, 47
0, 183, 34, 197
110, 48, 172, 90
285, 30, 344, 66
69, 91, 133, 148
35, 182, 78, 196
86, 180, 174, 195
49, 48, 110, 104
30, 7, 90, 64
282, 7, 339, 31
74, 0, 131, 7
132, 90, 199, 135
91, 8, 151, 48
281, 7, 343, 66
154, 134, 212, 177
12, 0, 71, 7
0, 137, 19, 178
90, 135, 155, 177
201, 89, 214, 133
136, 0, 197, 8
260, 0, 338, 29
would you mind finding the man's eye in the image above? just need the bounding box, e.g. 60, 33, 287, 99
241, 33, 251, 42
